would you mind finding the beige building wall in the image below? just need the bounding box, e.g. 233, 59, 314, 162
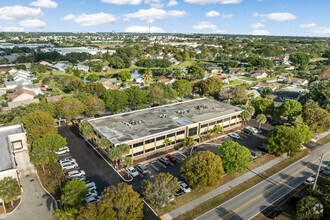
12, 94, 35, 102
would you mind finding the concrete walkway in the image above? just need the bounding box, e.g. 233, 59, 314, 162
6, 151, 56, 220
162, 154, 289, 220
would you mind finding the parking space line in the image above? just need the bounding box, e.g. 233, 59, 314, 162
169, 161, 174, 166
150, 162, 159, 172
157, 161, 167, 168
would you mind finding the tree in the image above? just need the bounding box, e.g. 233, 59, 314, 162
289, 52, 309, 69
23, 110, 54, 132
68, 78, 85, 93
252, 97, 274, 115
28, 125, 58, 143
97, 137, 110, 149
79, 120, 95, 139
143, 173, 179, 208
52, 208, 78, 220
84, 82, 106, 97
279, 99, 302, 122
25, 102, 56, 117
309, 80, 330, 109
241, 110, 252, 127
187, 64, 204, 80
108, 147, 121, 168
143, 69, 152, 82
245, 106, 255, 116
163, 138, 173, 152
0, 177, 21, 206
173, 79, 192, 99
200, 78, 223, 97
82, 96, 105, 117
287, 72, 293, 83
86, 74, 100, 82
302, 107, 330, 134
108, 56, 125, 69
77, 204, 98, 220
208, 124, 224, 139
218, 141, 252, 175
265, 124, 312, 156
61, 180, 88, 209
56, 97, 84, 121
102, 90, 128, 113
118, 70, 131, 82
125, 86, 149, 108
296, 196, 323, 220
260, 87, 273, 97
183, 136, 196, 156
123, 157, 133, 167
180, 151, 224, 189
148, 85, 164, 104
232, 85, 248, 105
98, 183, 143, 220
256, 114, 267, 130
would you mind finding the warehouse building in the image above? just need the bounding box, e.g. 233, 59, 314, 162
88, 98, 244, 159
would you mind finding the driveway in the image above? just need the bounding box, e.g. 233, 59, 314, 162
6, 151, 56, 220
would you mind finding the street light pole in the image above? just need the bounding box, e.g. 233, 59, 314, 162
313, 153, 324, 191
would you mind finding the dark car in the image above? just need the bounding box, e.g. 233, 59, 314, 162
257, 144, 269, 153
267, 208, 283, 219
136, 164, 148, 175
166, 154, 177, 162
286, 195, 301, 206
175, 189, 184, 197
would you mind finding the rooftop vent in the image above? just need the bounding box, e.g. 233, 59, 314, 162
176, 109, 190, 115
196, 104, 208, 110
158, 114, 167, 118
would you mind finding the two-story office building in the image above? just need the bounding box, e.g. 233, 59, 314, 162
87, 98, 244, 160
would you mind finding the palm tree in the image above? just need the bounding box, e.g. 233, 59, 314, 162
97, 137, 110, 149
108, 147, 121, 169
163, 138, 173, 152
183, 137, 196, 156
118, 144, 131, 167
287, 72, 293, 84
241, 110, 252, 127
208, 125, 224, 139
143, 69, 152, 82
52, 208, 78, 220
256, 114, 267, 131
122, 157, 133, 167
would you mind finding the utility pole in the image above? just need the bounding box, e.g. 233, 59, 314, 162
313, 154, 324, 191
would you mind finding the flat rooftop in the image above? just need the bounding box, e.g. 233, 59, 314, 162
88, 98, 244, 145
0, 125, 23, 171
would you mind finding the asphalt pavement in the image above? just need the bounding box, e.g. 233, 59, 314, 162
195, 142, 330, 220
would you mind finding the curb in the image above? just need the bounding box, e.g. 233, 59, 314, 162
79, 132, 133, 182
35, 170, 58, 210
5, 197, 22, 215
143, 197, 158, 217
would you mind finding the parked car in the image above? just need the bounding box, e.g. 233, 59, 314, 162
67, 170, 86, 178
86, 182, 97, 191
321, 167, 330, 175
159, 156, 171, 165
228, 132, 240, 139
58, 157, 76, 164
304, 176, 315, 185
243, 127, 254, 134
136, 164, 148, 175
267, 207, 282, 219
60, 161, 78, 170
175, 189, 185, 197
56, 146, 70, 155
250, 151, 257, 160
178, 181, 191, 193
257, 145, 269, 153
84, 195, 101, 205
166, 154, 177, 162
286, 195, 301, 205
86, 189, 98, 197
126, 166, 139, 177
68, 175, 86, 181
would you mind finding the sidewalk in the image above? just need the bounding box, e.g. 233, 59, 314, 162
162, 154, 289, 220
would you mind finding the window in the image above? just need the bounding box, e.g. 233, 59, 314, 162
145, 139, 154, 144
238, 115, 241, 118
201, 132, 208, 136
189, 127, 198, 136
176, 139, 183, 144
156, 136, 165, 141
145, 148, 154, 153
167, 133, 175, 138
224, 125, 229, 128
224, 118, 230, 122
209, 122, 216, 126
156, 144, 165, 150
237, 121, 242, 124
231, 116, 236, 120
176, 130, 185, 135
230, 123, 236, 126
217, 119, 223, 124
133, 142, 143, 148
133, 151, 143, 157
201, 124, 208, 128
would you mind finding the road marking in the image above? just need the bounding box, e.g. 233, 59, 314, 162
169, 161, 174, 166
150, 162, 159, 172
219, 151, 330, 220
157, 161, 167, 168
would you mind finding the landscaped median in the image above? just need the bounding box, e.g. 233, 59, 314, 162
172, 148, 310, 220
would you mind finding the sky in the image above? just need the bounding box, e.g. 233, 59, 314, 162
0, 0, 329, 37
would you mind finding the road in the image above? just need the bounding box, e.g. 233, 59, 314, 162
196, 142, 330, 220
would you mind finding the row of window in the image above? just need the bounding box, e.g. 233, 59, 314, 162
201, 115, 239, 128
143, 130, 185, 145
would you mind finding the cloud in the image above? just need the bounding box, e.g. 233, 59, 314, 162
167, 0, 178, 6
250, 22, 264, 29
184, 0, 242, 4
206, 11, 220, 17
123, 8, 186, 23
250, 29, 270, 35
145, 0, 164, 8
61, 14, 76, 21
222, 14, 233, 18
101, 0, 142, 5
19, 19, 46, 28
253, 12, 296, 22
0, 26, 24, 32
193, 21, 217, 30
30, 0, 58, 8
0, 5, 43, 21
125, 25, 165, 33
64, 13, 116, 26
299, 23, 317, 29
310, 26, 330, 35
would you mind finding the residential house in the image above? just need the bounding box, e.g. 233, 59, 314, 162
0, 65, 14, 73
157, 76, 175, 85
7, 88, 36, 102
273, 90, 303, 102
100, 82, 119, 90
290, 78, 308, 87
247, 90, 261, 98
77, 64, 89, 72
252, 82, 277, 92
229, 68, 244, 75
46, 95, 64, 103
7, 99, 40, 110
250, 70, 268, 79
53, 62, 69, 71
39, 61, 53, 67
131, 72, 144, 84
211, 75, 229, 84
209, 67, 223, 74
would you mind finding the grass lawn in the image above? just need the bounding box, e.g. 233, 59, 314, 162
309, 57, 328, 63
174, 148, 309, 220
318, 134, 330, 144
223, 80, 245, 88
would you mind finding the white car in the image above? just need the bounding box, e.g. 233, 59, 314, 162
250, 151, 257, 160
322, 167, 330, 175
303, 177, 315, 185
60, 161, 78, 170
86, 189, 98, 197
126, 166, 139, 177
56, 146, 70, 155
229, 132, 240, 139
59, 157, 76, 165
68, 175, 86, 181
84, 195, 101, 205
178, 181, 191, 193
86, 182, 97, 191
67, 170, 86, 178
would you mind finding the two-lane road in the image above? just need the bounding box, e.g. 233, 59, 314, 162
196, 143, 330, 220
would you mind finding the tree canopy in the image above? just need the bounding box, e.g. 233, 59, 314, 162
102, 90, 128, 113
56, 97, 84, 121
82, 96, 105, 117
0, 177, 21, 205
173, 79, 192, 98
252, 97, 274, 115
302, 107, 330, 134
61, 180, 88, 209
278, 99, 302, 122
